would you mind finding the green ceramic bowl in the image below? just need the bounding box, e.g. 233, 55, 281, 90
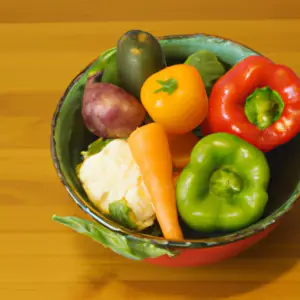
51, 33, 300, 267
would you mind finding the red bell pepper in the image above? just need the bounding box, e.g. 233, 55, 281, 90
206, 55, 300, 152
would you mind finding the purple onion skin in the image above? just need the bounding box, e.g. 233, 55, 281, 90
82, 78, 146, 138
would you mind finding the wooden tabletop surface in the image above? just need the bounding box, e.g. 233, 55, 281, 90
1, 1, 300, 299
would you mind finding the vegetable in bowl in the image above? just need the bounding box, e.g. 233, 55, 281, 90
81, 73, 146, 138
51, 30, 300, 267
78, 138, 156, 230
176, 132, 270, 233
205, 55, 300, 152
140, 64, 208, 134
184, 49, 226, 95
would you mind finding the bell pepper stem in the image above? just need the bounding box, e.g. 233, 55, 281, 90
244, 87, 285, 130
154, 78, 178, 95
210, 167, 243, 198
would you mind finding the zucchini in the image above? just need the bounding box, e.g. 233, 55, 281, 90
116, 30, 166, 99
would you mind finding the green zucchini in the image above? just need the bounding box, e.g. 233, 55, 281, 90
116, 30, 167, 99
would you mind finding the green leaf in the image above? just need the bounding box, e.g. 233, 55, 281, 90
52, 215, 177, 260
126, 240, 177, 260
184, 50, 226, 95
81, 138, 113, 159
109, 199, 138, 230
87, 48, 117, 78
101, 52, 120, 86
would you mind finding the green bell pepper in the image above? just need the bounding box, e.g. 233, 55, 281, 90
176, 132, 270, 233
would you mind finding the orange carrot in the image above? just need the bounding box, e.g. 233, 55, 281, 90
128, 123, 184, 241
167, 132, 199, 170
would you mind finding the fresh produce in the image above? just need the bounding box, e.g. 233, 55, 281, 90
185, 50, 226, 137
80, 137, 113, 159
86, 47, 116, 77
141, 64, 208, 134
77, 138, 156, 230
206, 55, 300, 152
116, 30, 167, 99
184, 50, 226, 95
52, 216, 175, 260
176, 132, 270, 232
128, 123, 184, 241
81, 73, 146, 138
101, 52, 120, 86
167, 132, 199, 170
54, 29, 300, 250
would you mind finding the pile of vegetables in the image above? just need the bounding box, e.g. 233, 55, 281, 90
70, 30, 300, 242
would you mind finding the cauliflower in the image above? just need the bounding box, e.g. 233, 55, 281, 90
77, 138, 156, 230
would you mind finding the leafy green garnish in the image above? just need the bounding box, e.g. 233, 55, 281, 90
52, 215, 177, 260
109, 199, 137, 230
81, 138, 113, 159
101, 52, 120, 86
87, 48, 117, 77
184, 50, 226, 95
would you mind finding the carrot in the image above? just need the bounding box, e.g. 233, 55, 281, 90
167, 132, 199, 170
128, 123, 184, 241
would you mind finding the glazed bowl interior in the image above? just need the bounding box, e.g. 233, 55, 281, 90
51, 33, 300, 249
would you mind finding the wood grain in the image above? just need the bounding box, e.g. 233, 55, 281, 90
1, 0, 300, 23
0, 1, 300, 299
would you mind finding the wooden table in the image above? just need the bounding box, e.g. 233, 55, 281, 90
1, 1, 300, 299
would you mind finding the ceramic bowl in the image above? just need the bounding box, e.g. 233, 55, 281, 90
50, 33, 300, 267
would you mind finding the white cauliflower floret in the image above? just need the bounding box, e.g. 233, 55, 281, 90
78, 139, 156, 230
